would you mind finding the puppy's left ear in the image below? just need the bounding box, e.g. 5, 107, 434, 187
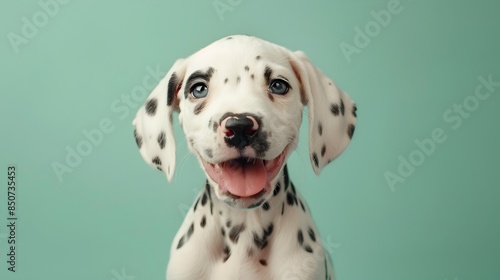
132, 59, 187, 181
290, 51, 357, 175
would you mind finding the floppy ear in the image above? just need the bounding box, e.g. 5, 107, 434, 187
132, 59, 187, 181
290, 51, 357, 175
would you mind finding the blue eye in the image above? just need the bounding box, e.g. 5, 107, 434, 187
191, 83, 208, 98
269, 79, 290, 95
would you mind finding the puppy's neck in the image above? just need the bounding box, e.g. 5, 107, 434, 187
209, 165, 293, 228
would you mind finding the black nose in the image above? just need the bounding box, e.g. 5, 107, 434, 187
221, 114, 259, 149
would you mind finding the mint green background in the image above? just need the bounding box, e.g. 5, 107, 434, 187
1, 1, 499, 279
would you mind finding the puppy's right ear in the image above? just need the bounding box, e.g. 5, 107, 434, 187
132, 59, 187, 182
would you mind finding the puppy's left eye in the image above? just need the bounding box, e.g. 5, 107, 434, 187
190, 83, 208, 98
269, 79, 290, 95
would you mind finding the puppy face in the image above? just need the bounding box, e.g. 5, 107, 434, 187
133, 35, 357, 209
178, 37, 303, 208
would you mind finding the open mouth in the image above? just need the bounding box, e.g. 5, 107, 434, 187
202, 150, 287, 199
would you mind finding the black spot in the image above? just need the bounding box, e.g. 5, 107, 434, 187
324, 257, 328, 280
312, 153, 319, 168
223, 244, 231, 262
321, 145, 326, 157
145, 98, 158, 116
210, 201, 213, 215
352, 104, 357, 117
253, 235, 267, 250
287, 192, 295, 206
264, 224, 273, 237
347, 124, 355, 139
221, 227, 226, 237
299, 199, 306, 212
193, 197, 200, 212
156, 166, 162, 171
201, 193, 207, 206
256, 55, 261, 60
340, 99, 345, 115
298, 230, 304, 245
167, 73, 178, 106
318, 123, 323, 136
206, 182, 212, 199
251, 129, 270, 157
259, 259, 267, 266
308, 227, 316, 242
205, 149, 213, 158
223, 244, 231, 255
200, 216, 206, 228
330, 103, 340, 116
226, 36, 233, 40
281, 202, 285, 215
262, 202, 270, 211
224, 78, 229, 84
254, 224, 273, 250
304, 245, 313, 253
134, 128, 142, 148
152, 157, 161, 166
251, 74, 254, 80
194, 100, 207, 115
187, 223, 194, 238
273, 182, 281, 196
237, 76, 241, 83
264, 66, 273, 84
245, 66, 249, 71
205, 180, 212, 197
176, 236, 185, 249
284, 165, 290, 190
213, 121, 219, 132
229, 224, 245, 244
157, 131, 166, 149
226, 220, 232, 228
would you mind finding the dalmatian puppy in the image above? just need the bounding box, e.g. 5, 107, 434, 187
133, 35, 357, 280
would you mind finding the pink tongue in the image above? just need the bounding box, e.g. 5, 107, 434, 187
220, 160, 268, 197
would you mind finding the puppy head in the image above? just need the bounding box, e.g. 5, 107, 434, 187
133, 35, 357, 209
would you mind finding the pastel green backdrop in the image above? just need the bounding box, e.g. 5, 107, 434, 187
1, 0, 499, 279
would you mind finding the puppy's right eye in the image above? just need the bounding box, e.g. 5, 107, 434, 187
190, 83, 208, 98
269, 79, 290, 95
